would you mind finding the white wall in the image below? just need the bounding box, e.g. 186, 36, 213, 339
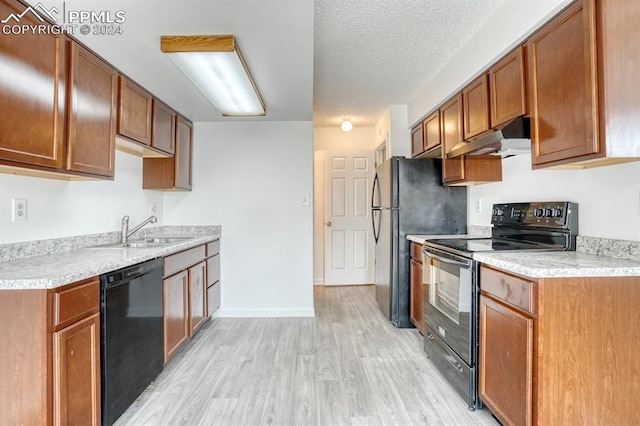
0, 150, 164, 244
408, 0, 572, 126
468, 155, 640, 241
312, 127, 376, 284
374, 106, 411, 158
164, 121, 314, 316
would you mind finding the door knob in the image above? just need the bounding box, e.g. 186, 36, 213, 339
326, 221, 332, 227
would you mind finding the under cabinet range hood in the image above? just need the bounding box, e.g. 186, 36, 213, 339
446, 116, 531, 159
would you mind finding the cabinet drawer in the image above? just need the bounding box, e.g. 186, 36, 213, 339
53, 278, 99, 328
410, 242, 423, 263
207, 254, 220, 287
206, 239, 220, 257
481, 266, 536, 314
164, 245, 206, 277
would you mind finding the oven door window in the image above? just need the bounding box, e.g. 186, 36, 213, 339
426, 256, 471, 324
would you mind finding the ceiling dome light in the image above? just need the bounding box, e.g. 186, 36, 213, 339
341, 119, 353, 132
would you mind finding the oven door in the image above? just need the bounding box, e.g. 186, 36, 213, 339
422, 246, 475, 365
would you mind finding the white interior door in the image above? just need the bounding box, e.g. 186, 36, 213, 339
324, 150, 375, 285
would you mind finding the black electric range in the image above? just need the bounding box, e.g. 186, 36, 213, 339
421, 201, 578, 410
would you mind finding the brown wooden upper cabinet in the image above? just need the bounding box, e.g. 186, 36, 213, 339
528, 0, 640, 168
0, 0, 67, 171
489, 45, 527, 128
411, 122, 425, 157
66, 42, 118, 178
441, 95, 466, 184
0, 0, 117, 179
423, 111, 442, 154
118, 76, 153, 146
411, 111, 442, 159
440, 94, 502, 186
152, 100, 177, 155
462, 74, 490, 140
143, 115, 193, 191
528, 0, 599, 168
462, 46, 527, 142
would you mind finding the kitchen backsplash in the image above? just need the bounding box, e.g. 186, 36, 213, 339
0, 225, 221, 262
577, 236, 640, 262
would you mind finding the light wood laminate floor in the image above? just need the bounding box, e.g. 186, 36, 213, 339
115, 285, 499, 425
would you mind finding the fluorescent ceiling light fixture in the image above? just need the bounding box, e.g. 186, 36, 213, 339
161, 35, 265, 116
341, 118, 353, 132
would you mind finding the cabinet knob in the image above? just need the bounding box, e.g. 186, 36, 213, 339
326, 221, 332, 227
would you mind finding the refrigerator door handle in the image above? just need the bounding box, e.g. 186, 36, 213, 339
372, 207, 380, 243
371, 173, 380, 209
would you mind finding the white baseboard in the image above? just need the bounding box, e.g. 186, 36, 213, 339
215, 308, 315, 318
313, 278, 324, 285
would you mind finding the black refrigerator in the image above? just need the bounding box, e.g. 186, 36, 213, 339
372, 157, 467, 327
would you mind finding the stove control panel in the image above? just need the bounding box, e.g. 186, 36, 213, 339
491, 202, 578, 229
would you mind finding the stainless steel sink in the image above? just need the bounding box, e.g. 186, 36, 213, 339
89, 236, 194, 249
144, 237, 193, 243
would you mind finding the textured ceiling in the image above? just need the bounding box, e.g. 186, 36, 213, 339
313, 0, 507, 127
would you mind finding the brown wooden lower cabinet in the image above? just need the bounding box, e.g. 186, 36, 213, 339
162, 242, 218, 363
479, 295, 533, 426
53, 312, 101, 426
189, 261, 207, 335
479, 265, 640, 425
206, 239, 221, 317
409, 242, 424, 333
0, 277, 100, 426
163, 269, 190, 363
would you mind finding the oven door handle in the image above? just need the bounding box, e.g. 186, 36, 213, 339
422, 249, 471, 268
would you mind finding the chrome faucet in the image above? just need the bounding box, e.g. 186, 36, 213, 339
121, 215, 157, 243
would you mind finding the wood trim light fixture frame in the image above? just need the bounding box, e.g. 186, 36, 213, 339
160, 35, 266, 116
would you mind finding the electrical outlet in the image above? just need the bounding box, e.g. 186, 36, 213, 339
12, 198, 27, 221
474, 198, 482, 213
149, 203, 157, 215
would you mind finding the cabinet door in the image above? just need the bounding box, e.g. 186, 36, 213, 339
462, 74, 490, 140
163, 270, 189, 363
409, 259, 423, 333
0, 0, 67, 169
151, 100, 176, 155
423, 111, 441, 153
174, 116, 193, 190
189, 261, 207, 336
489, 45, 527, 128
67, 42, 118, 177
411, 123, 424, 158
53, 312, 100, 426
528, 0, 600, 167
117, 76, 153, 145
440, 94, 465, 183
479, 295, 534, 426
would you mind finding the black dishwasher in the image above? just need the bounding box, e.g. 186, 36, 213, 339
100, 258, 164, 426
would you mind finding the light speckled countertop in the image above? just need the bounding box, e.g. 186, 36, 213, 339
473, 251, 640, 278
0, 228, 220, 290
